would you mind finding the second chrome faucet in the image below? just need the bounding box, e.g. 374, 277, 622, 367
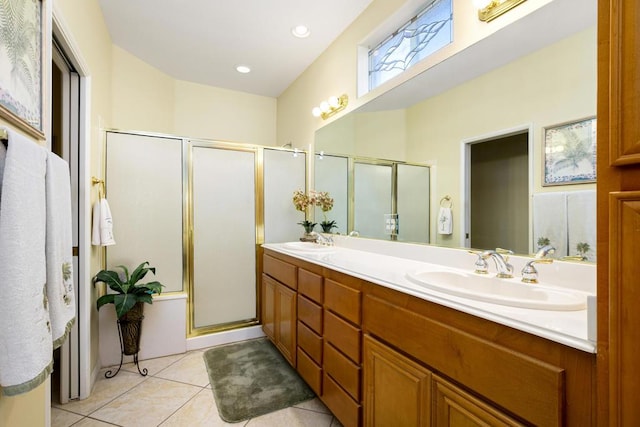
469, 248, 514, 278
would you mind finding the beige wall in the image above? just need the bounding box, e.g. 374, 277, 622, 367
0, 380, 49, 426
110, 48, 278, 145
111, 46, 175, 134
173, 81, 277, 145
315, 109, 407, 160
407, 26, 596, 245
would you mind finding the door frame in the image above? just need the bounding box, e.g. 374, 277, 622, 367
52, 7, 93, 400
461, 124, 534, 250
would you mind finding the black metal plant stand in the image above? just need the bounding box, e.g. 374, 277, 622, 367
104, 317, 148, 378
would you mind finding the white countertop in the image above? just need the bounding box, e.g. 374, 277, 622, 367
263, 239, 597, 354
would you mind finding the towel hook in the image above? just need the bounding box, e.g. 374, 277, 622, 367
91, 176, 105, 199
440, 195, 452, 208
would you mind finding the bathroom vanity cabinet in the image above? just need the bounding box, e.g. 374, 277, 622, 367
261, 254, 298, 366
261, 249, 596, 426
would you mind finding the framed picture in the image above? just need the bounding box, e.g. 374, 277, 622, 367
0, 0, 45, 139
543, 117, 596, 186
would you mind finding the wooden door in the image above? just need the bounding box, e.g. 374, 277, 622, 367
597, 0, 640, 424
432, 376, 523, 427
276, 282, 297, 366
261, 274, 276, 341
363, 336, 431, 427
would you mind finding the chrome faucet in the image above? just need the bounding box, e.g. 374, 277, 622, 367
311, 232, 334, 246
535, 244, 556, 259
481, 249, 514, 279
521, 245, 556, 283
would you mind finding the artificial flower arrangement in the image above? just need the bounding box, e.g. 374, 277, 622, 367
292, 189, 337, 233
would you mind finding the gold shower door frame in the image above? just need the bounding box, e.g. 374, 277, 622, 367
186, 139, 265, 337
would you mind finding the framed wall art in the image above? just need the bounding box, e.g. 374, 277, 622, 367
0, 0, 45, 139
543, 117, 596, 186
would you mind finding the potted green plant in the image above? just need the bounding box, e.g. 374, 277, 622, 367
94, 261, 164, 356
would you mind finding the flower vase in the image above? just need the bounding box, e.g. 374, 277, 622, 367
298, 221, 317, 242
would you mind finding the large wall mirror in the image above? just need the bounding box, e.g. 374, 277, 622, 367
313, 0, 597, 262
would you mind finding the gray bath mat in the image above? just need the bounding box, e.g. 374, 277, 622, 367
203, 338, 315, 422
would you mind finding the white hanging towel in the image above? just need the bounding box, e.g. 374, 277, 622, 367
0, 130, 53, 396
91, 196, 116, 246
45, 151, 76, 349
437, 207, 453, 235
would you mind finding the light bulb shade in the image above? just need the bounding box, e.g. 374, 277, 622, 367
312, 107, 321, 117
320, 101, 330, 112
328, 96, 340, 108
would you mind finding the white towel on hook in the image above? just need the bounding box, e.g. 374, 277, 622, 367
0, 130, 53, 396
92, 197, 116, 246
437, 207, 453, 235
45, 151, 76, 349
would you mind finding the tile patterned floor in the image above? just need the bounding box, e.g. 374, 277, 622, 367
52, 345, 343, 427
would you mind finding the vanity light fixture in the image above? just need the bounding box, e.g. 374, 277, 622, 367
311, 94, 349, 120
236, 65, 251, 74
291, 25, 311, 38
473, 0, 527, 22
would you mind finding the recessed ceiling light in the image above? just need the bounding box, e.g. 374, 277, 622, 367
291, 25, 310, 38
236, 65, 251, 74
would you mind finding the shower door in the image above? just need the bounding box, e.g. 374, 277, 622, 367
190, 142, 258, 333
263, 148, 307, 243
354, 161, 393, 239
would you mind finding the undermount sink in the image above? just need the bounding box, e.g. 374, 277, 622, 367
282, 241, 335, 253
405, 269, 588, 311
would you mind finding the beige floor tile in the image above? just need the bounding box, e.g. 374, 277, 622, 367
51, 407, 84, 427
292, 398, 330, 414
121, 353, 186, 377
53, 371, 147, 415
74, 417, 123, 426
154, 350, 210, 387
245, 407, 333, 427
160, 388, 245, 426
89, 376, 201, 426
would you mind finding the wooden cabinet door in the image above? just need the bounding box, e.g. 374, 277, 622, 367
433, 376, 524, 427
276, 282, 297, 366
363, 335, 431, 427
261, 274, 276, 341
598, 0, 640, 424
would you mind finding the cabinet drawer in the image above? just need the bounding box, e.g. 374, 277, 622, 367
325, 279, 361, 325
298, 269, 323, 303
323, 372, 361, 427
324, 342, 361, 401
324, 310, 361, 363
263, 254, 297, 290
298, 295, 323, 334
297, 347, 322, 395
298, 321, 323, 364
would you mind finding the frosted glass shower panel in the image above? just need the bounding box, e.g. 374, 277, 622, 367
192, 146, 257, 328
397, 164, 430, 243
105, 132, 184, 292
314, 155, 348, 235
263, 149, 307, 243
354, 162, 392, 239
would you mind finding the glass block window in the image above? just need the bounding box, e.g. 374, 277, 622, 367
369, 0, 452, 91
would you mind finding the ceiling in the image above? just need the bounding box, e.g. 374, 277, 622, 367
97, 0, 373, 98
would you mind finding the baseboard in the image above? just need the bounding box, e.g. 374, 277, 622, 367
187, 325, 266, 351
